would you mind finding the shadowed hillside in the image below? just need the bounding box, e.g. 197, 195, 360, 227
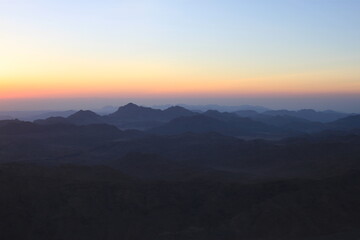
1, 163, 360, 240
1, 110, 360, 240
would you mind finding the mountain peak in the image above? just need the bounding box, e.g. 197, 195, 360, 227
69, 110, 100, 119
122, 103, 139, 109
163, 106, 196, 118
164, 106, 190, 112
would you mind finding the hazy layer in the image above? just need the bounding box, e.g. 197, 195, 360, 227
0, 95, 359, 113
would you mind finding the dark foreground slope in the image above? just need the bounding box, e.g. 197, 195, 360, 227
1, 163, 360, 240
1, 120, 360, 239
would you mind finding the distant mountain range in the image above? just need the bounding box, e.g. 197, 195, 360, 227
150, 111, 284, 138
107, 103, 196, 122
153, 104, 270, 112
0, 110, 76, 121
33, 103, 359, 138
1, 104, 354, 123
35, 103, 196, 130
2, 110, 360, 239
261, 109, 351, 122
329, 115, 360, 130
0, 115, 12, 120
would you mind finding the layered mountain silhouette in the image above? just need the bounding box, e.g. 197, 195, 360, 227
246, 115, 326, 133
235, 109, 354, 133
154, 104, 270, 112
2, 118, 360, 179
67, 110, 104, 125
34, 103, 358, 138
0, 110, 76, 121
107, 103, 195, 121
36, 103, 196, 130
262, 109, 351, 122
2, 113, 360, 239
107, 103, 163, 120
0, 115, 12, 120
150, 112, 285, 137
35, 110, 103, 126
329, 114, 360, 130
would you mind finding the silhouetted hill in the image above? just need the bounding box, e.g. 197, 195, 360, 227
108, 103, 164, 120
149, 115, 227, 135
67, 110, 104, 125
329, 114, 360, 130
253, 115, 326, 133
35, 104, 197, 130
34, 116, 69, 125
0, 119, 23, 127
150, 113, 285, 138
32, 104, 354, 135
235, 111, 359, 133
103, 103, 196, 129
32, 110, 77, 120
0, 115, 12, 120
162, 106, 196, 118
35, 110, 104, 126
155, 104, 270, 112
0, 120, 144, 164
264, 109, 351, 122
0, 120, 124, 140
0, 110, 76, 121
106, 103, 196, 124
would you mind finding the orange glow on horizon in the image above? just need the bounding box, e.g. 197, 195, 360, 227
1, 77, 359, 100
1, 58, 359, 99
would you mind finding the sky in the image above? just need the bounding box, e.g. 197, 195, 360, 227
0, 0, 359, 111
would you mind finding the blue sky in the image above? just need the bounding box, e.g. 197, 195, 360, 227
0, 0, 359, 111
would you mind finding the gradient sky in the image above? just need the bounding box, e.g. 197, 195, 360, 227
0, 0, 360, 111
